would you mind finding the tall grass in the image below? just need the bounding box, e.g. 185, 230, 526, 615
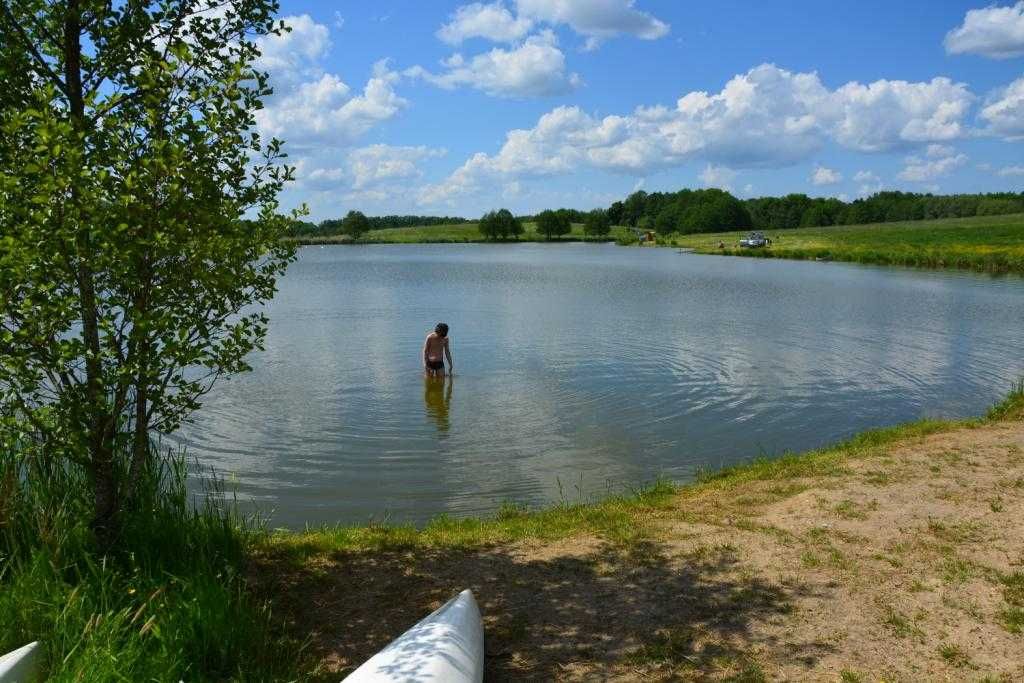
0, 443, 301, 681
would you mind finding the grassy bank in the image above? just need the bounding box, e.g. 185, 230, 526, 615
667, 213, 1024, 274
261, 381, 1024, 680
269, 381, 1024, 558
287, 214, 1024, 274
6, 383, 1020, 680
0, 456, 301, 682
287, 222, 634, 245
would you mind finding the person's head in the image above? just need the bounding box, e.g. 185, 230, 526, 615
435, 322, 449, 338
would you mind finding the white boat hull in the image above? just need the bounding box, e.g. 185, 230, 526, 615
342, 589, 484, 683
0, 642, 40, 683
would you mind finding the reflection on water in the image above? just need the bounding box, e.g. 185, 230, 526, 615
173, 244, 1024, 528
424, 375, 453, 433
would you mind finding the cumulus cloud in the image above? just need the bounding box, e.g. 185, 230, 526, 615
830, 78, 973, 152
897, 147, 967, 182
853, 170, 883, 196
699, 164, 737, 190
296, 145, 446, 193
256, 61, 407, 147
347, 144, 447, 189
254, 14, 330, 82
417, 64, 978, 205
811, 165, 842, 185
253, 15, 407, 149
437, 0, 669, 48
437, 2, 533, 43
980, 76, 1024, 140
998, 165, 1024, 176
406, 31, 581, 97
945, 2, 1024, 59
516, 0, 670, 43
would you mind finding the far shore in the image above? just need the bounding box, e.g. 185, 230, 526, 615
284, 213, 1024, 275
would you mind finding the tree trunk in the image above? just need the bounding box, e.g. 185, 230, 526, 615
63, 0, 119, 546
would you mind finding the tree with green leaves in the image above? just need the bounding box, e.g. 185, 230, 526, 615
341, 210, 371, 238
478, 208, 522, 240
535, 209, 571, 240
583, 209, 611, 237
0, 0, 298, 544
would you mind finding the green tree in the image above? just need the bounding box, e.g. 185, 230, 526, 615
342, 210, 371, 237
0, 0, 297, 543
583, 209, 611, 237
535, 209, 571, 239
478, 208, 522, 240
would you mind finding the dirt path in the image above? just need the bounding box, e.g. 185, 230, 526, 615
260, 419, 1024, 681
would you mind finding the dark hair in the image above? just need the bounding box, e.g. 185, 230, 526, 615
435, 322, 449, 337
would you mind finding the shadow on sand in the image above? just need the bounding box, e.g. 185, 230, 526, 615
258, 536, 832, 680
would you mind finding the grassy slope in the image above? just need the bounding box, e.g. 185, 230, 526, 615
668, 213, 1024, 273
287, 222, 633, 244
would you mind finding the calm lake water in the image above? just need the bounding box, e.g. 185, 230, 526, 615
175, 244, 1024, 528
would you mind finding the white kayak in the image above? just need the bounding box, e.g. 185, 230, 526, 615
0, 642, 40, 683
342, 589, 484, 683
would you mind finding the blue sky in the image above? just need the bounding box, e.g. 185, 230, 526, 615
257, 1, 1024, 220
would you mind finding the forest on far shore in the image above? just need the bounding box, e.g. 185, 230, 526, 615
286, 189, 1024, 238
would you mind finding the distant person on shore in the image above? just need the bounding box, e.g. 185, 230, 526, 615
423, 323, 453, 377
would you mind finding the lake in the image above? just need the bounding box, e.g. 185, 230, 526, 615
174, 243, 1024, 528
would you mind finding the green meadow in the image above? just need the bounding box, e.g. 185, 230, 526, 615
668, 213, 1024, 273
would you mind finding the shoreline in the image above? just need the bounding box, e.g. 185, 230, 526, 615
258, 384, 1024, 680
283, 213, 1024, 275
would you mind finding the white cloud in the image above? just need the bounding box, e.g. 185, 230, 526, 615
699, 164, 736, 190
811, 165, 842, 185
254, 14, 330, 84
437, 0, 669, 49
348, 144, 447, 189
998, 165, 1024, 176
253, 16, 407, 150
256, 62, 407, 147
925, 143, 955, 158
853, 170, 883, 196
897, 148, 967, 182
406, 31, 581, 97
980, 76, 1024, 140
830, 78, 974, 152
437, 2, 533, 44
516, 0, 669, 42
417, 64, 979, 206
945, 2, 1024, 59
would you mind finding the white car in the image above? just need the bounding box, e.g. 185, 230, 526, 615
739, 231, 769, 248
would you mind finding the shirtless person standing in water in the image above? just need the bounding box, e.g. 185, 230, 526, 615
423, 323, 453, 377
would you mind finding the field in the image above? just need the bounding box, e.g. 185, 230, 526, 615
288, 222, 634, 244
668, 213, 1024, 273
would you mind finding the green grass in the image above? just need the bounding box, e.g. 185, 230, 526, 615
268, 478, 678, 561
667, 213, 1024, 273
0, 454, 301, 682
286, 222, 634, 245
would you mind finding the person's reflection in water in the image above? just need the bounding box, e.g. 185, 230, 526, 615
423, 374, 453, 434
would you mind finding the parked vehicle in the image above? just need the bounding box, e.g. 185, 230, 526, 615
739, 231, 770, 248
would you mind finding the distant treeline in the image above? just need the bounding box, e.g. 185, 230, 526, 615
607, 189, 1024, 234
287, 214, 469, 237
287, 190, 1024, 239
